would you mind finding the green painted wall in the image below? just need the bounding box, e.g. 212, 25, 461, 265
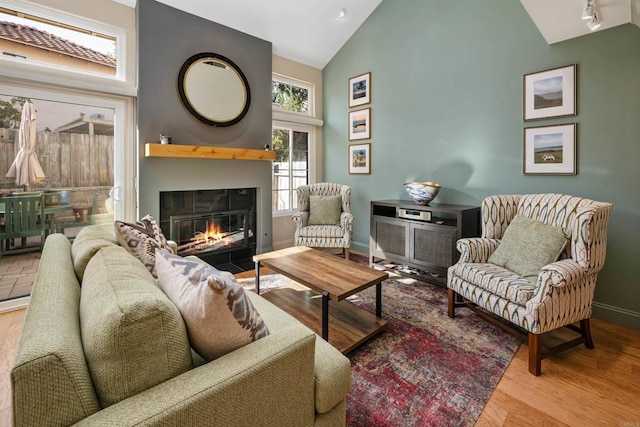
323, 0, 640, 328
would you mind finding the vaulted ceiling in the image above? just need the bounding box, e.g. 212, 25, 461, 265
113, 0, 640, 69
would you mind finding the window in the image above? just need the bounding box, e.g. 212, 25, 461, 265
272, 122, 311, 212
271, 74, 317, 213
272, 74, 313, 116
0, 2, 124, 80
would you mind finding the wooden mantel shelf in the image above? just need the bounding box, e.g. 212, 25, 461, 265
145, 143, 276, 161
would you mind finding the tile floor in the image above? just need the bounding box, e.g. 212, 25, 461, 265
0, 251, 39, 301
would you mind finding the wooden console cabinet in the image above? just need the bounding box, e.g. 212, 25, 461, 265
369, 200, 480, 283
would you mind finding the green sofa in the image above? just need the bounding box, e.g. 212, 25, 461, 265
11, 225, 351, 426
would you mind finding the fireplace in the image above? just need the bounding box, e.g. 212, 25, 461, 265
159, 188, 256, 273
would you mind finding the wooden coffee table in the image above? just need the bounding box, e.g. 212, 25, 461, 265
253, 246, 388, 354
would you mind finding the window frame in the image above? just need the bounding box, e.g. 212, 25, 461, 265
272, 73, 314, 117
271, 73, 323, 215
0, 0, 131, 94
272, 120, 314, 217
0, 78, 137, 222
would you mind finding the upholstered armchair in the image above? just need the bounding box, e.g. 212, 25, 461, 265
292, 183, 353, 260
447, 194, 613, 375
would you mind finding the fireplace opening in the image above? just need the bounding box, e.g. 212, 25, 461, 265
159, 188, 256, 273
170, 210, 250, 257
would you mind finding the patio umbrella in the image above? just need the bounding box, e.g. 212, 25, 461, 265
6, 101, 45, 189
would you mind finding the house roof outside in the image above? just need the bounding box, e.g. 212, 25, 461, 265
0, 21, 115, 68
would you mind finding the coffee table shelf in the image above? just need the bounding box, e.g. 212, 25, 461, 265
254, 246, 389, 354
261, 288, 387, 354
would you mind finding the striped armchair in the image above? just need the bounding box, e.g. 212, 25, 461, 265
447, 194, 613, 375
292, 183, 353, 260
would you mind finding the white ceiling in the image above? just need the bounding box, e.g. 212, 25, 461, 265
113, 0, 383, 69
115, 0, 639, 68
520, 0, 639, 44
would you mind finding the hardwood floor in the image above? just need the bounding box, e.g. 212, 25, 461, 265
1, 254, 639, 425
0, 308, 24, 427
2, 310, 638, 426
477, 318, 640, 426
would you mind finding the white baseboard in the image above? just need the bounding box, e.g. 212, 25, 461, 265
0, 296, 30, 313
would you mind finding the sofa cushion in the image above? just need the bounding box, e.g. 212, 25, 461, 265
71, 224, 118, 280
488, 215, 568, 282
299, 225, 347, 238
308, 195, 341, 226
155, 249, 270, 361
450, 262, 537, 305
114, 214, 171, 277
79, 245, 192, 408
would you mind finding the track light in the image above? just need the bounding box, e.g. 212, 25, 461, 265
581, 0, 602, 31
581, 0, 595, 20
586, 11, 602, 31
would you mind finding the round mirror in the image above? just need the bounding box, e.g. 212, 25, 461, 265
177, 53, 251, 127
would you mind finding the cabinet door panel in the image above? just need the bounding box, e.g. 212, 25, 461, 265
373, 219, 408, 260
411, 224, 456, 268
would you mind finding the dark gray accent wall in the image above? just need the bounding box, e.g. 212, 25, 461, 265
137, 0, 273, 252
323, 0, 640, 329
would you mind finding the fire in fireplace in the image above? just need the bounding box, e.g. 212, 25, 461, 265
170, 210, 251, 257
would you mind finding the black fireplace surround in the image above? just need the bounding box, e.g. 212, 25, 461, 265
159, 188, 257, 273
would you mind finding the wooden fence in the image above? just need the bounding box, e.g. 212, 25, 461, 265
0, 128, 114, 190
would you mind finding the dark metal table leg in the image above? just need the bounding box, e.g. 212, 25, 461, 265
376, 282, 382, 318
254, 260, 261, 294
322, 291, 329, 341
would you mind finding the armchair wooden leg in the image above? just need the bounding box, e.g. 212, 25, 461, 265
528, 333, 542, 376
447, 289, 456, 318
581, 318, 595, 349
344, 248, 349, 260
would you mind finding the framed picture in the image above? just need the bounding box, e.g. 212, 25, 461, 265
523, 123, 576, 175
523, 64, 576, 121
349, 72, 371, 107
349, 143, 371, 174
348, 108, 371, 140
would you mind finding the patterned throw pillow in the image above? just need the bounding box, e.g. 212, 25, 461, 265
154, 249, 270, 361
114, 215, 171, 277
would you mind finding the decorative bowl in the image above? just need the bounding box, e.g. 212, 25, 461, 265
403, 181, 442, 205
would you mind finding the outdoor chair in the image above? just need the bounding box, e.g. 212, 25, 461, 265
59, 190, 100, 240
292, 183, 353, 259
447, 193, 613, 375
0, 193, 47, 259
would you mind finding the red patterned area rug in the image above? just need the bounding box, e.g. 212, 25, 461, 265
239, 257, 520, 427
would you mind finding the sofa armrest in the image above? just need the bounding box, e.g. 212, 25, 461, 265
75, 325, 317, 427
292, 211, 309, 229
527, 259, 587, 308
538, 259, 586, 288
455, 238, 501, 263
340, 212, 353, 232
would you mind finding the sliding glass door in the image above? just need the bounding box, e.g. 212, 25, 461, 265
0, 80, 135, 303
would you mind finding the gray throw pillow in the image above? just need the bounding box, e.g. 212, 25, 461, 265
488, 215, 569, 282
308, 195, 342, 226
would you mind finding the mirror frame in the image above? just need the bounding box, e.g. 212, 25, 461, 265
177, 52, 251, 127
